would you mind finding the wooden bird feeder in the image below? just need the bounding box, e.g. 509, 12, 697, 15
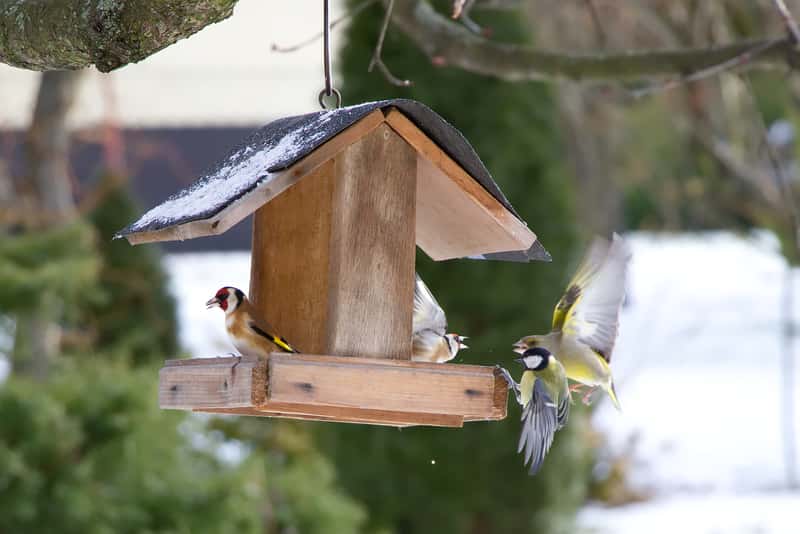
117, 99, 549, 428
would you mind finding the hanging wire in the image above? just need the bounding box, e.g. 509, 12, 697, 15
318, 0, 342, 109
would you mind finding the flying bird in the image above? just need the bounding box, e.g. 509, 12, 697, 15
206, 286, 298, 358
513, 234, 630, 408
498, 347, 570, 475
412, 273, 468, 363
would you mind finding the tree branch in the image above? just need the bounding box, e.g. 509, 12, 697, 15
391, 0, 800, 82
0, 0, 238, 72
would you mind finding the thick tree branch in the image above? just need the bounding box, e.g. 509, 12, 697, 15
391, 0, 800, 82
0, 0, 238, 72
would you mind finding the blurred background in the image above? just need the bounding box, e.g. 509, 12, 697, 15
1, 0, 799, 532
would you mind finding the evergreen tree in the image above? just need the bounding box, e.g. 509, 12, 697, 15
317, 3, 593, 533
0, 362, 263, 534
79, 175, 179, 365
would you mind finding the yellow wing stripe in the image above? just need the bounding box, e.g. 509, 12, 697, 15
249, 322, 299, 353
552, 284, 582, 332
272, 336, 297, 353
551, 245, 602, 331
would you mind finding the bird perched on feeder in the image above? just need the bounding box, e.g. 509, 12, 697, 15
497, 347, 570, 475
513, 235, 630, 408
205, 286, 298, 358
412, 273, 468, 363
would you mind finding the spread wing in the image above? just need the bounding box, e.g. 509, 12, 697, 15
248, 321, 298, 353
555, 363, 571, 429
552, 234, 630, 362
518, 379, 559, 476
413, 273, 447, 337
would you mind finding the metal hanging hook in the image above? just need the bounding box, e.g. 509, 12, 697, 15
318, 0, 342, 109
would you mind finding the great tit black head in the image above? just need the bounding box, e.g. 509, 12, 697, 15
515, 347, 552, 371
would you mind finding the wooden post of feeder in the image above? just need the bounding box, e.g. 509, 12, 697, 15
250, 121, 417, 360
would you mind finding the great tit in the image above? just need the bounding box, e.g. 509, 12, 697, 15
498, 347, 570, 475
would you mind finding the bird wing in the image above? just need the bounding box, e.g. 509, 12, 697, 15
552, 234, 630, 362
518, 378, 559, 476
248, 319, 298, 353
413, 273, 447, 337
554, 362, 571, 429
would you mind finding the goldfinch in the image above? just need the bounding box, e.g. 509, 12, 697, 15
412, 273, 468, 363
205, 286, 298, 358
513, 234, 630, 409
497, 347, 570, 475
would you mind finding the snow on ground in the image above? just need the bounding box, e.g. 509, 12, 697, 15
579, 492, 800, 534
580, 231, 800, 533
593, 232, 800, 493
164, 231, 800, 533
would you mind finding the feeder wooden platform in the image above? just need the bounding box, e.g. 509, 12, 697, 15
159, 354, 508, 427
118, 99, 548, 428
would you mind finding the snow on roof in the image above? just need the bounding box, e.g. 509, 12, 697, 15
116, 99, 548, 261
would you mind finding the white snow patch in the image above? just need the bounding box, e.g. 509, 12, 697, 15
579, 492, 800, 534
578, 231, 800, 534
127, 101, 387, 233
593, 231, 800, 494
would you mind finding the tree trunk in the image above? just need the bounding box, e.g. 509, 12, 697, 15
12, 70, 83, 379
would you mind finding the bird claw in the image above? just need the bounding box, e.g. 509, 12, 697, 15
569, 383, 586, 393
581, 388, 596, 405
495, 365, 522, 405
495, 365, 515, 389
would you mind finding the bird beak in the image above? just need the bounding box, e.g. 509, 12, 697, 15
512, 342, 526, 355
514, 357, 525, 366
459, 342, 469, 350
205, 297, 220, 309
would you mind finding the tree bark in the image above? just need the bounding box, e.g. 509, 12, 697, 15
0, 0, 238, 72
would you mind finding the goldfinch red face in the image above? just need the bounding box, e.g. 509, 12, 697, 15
205, 287, 241, 313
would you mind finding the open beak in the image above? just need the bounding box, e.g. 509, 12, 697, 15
514, 357, 525, 366
205, 297, 220, 309
512, 341, 527, 355
458, 336, 469, 350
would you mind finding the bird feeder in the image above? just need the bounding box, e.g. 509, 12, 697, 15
117, 99, 549, 428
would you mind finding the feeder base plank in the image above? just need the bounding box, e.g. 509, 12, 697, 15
268, 353, 505, 419
159, 357, 266, 410
200, 405, 463, 428
159, 355, 508, 428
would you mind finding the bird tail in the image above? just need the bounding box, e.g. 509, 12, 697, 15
604, 379, 622, 411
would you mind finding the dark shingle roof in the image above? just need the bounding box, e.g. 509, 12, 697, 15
116, 99, 549, 261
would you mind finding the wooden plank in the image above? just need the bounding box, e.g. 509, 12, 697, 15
125, 109, 386, 245
250, 161, 335, 355
384, 108, 536, 261
157, 355, 507, 426
251, 123, 416, 360
159, 357, 266, 409
198, 406, 463, 428
326, 124, 417, 359
267, 353, 505, 419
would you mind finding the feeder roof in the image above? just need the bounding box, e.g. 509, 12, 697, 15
116, 99, 549, 262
